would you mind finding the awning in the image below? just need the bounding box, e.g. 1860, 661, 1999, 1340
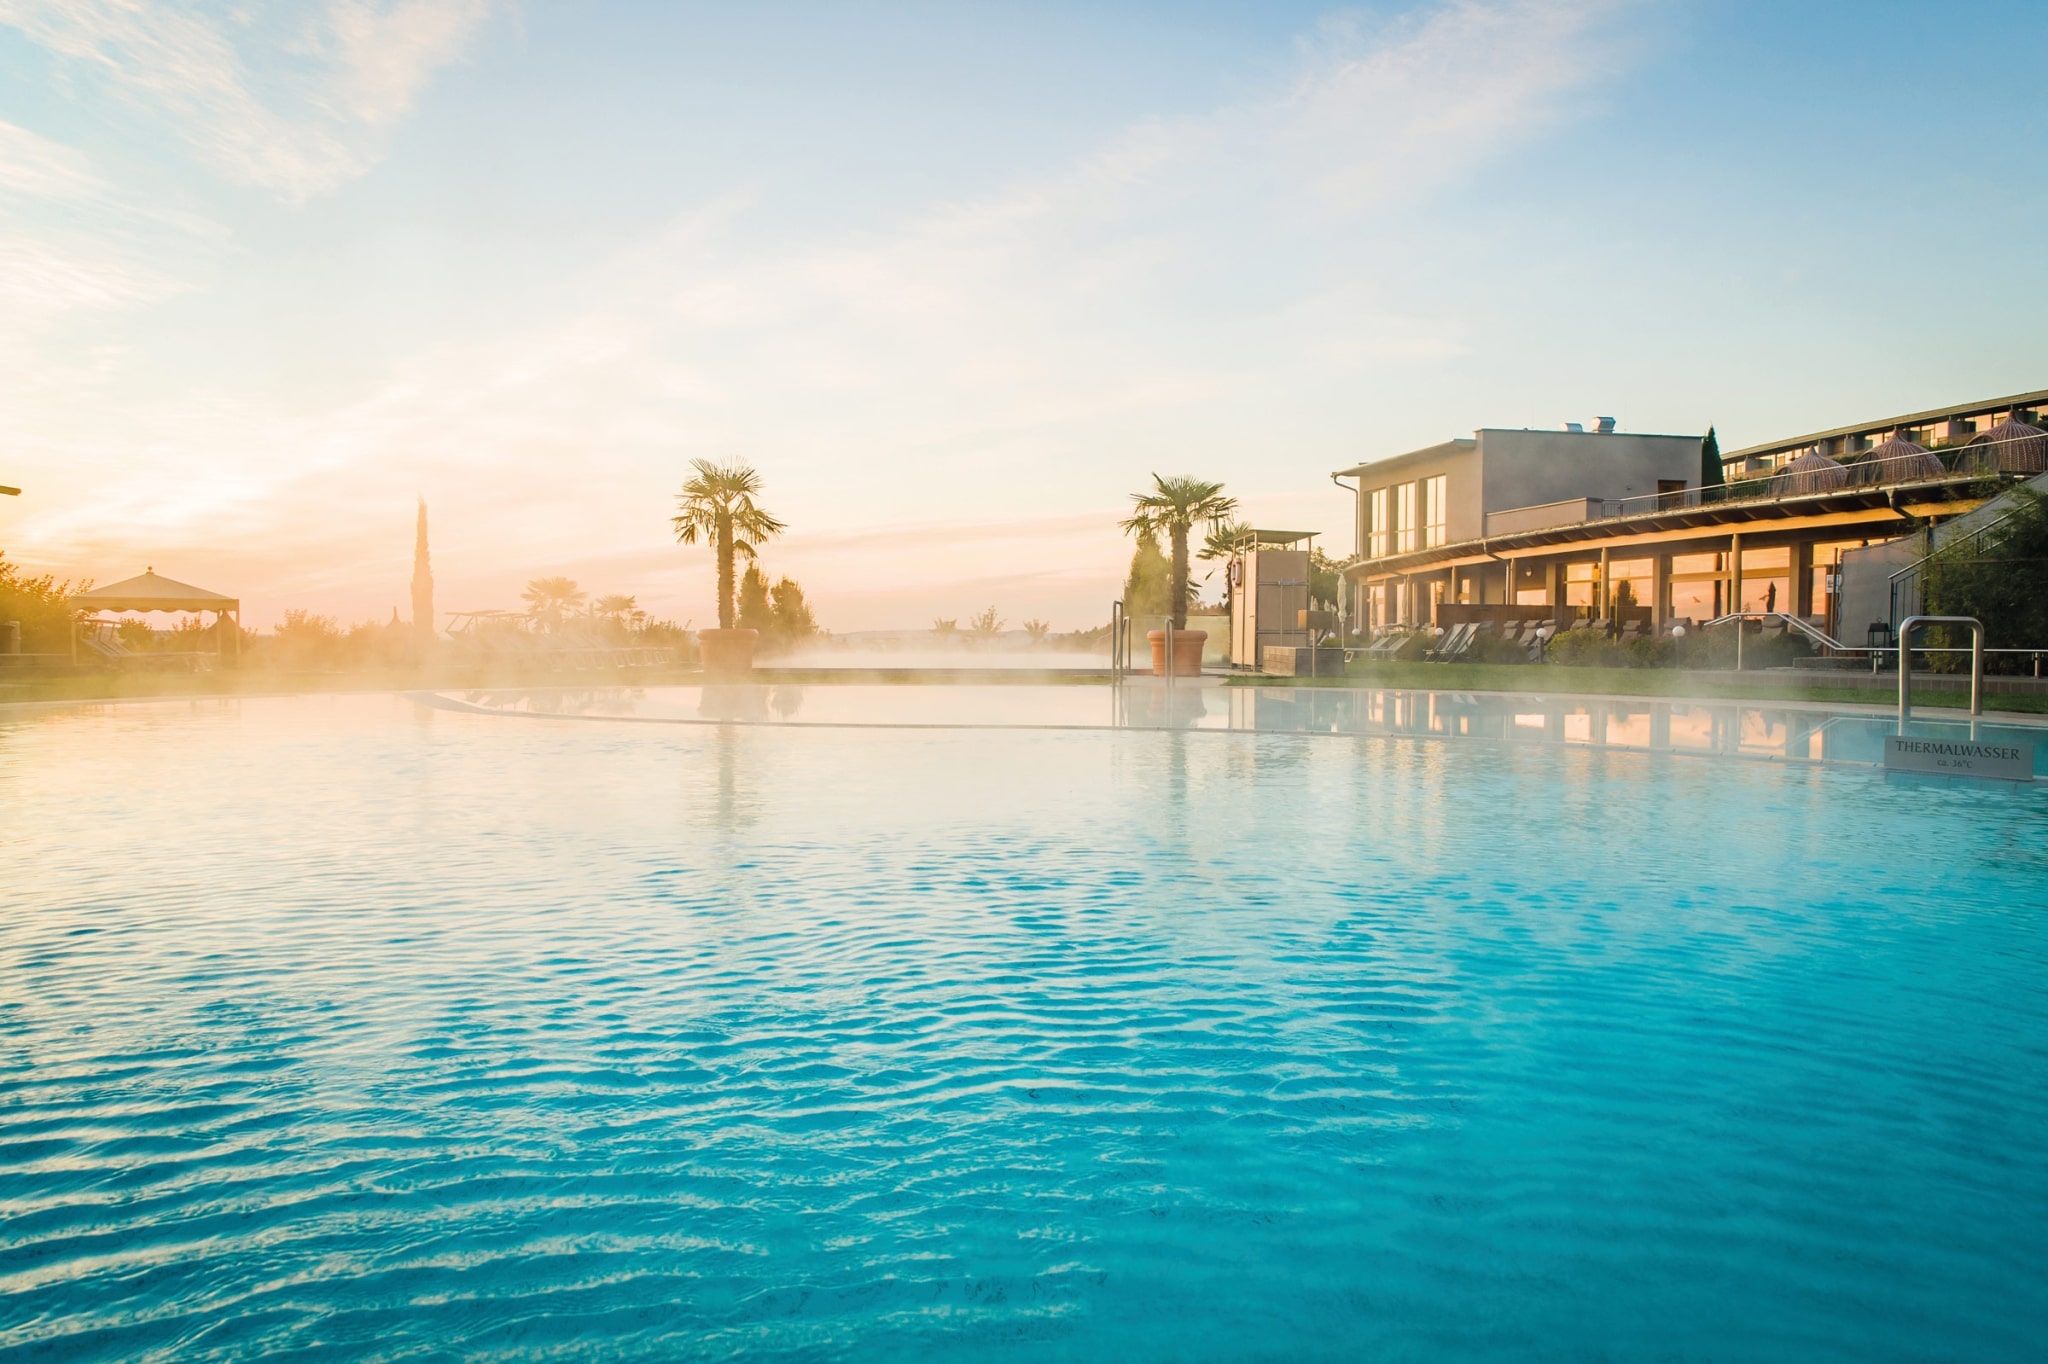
72, 568, 239, 614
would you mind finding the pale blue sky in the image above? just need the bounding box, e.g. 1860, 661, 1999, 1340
2, 1, 2043, 629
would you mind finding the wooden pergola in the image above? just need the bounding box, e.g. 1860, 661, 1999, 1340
71, 568, 241, 665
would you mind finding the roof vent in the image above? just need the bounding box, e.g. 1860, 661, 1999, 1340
1596, 416, 1616, 434
1563, 421, 1584, 433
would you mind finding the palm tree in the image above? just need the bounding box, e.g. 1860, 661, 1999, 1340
1199, 519, 1251, 615
594, 593, 638, 622
1120, 475, 1237, 630
1022, 618, 1050, 644
967, 606, 1003, 641
931, 617, 958, 638
672, 460, 786, 629
522, 576, 585, 632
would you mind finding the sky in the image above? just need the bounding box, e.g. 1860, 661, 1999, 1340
2, 0, 2044, 632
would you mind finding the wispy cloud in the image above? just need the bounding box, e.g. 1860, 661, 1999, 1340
0, 0, 499, 199
0, 118, 106, 200
326, 0, 497, 127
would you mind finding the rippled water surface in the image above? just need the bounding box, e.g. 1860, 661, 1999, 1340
3, 689, 2046, 1361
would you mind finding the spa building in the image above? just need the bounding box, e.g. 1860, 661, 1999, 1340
1333, 388, 2048, 642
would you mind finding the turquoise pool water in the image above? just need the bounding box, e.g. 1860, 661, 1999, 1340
3, 688, 2045, 1360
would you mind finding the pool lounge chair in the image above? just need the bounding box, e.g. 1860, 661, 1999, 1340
1444, 622, 1490, 661
1360, 630, 1410, 661
1425, 622, 1477, 661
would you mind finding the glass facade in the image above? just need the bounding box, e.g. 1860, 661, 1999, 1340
1738, 548, 1790, 614
1564, 562, 1596, 608
1669, 551, 1725, 623
1423, 475, 1447, 548
1670, 579, 1723, 621
1608, 558, 1652, 615
1368, 488, 1388, 559
1395, 483, 1417, 553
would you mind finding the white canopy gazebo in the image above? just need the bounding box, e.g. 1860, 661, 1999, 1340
70, 568, 241, 664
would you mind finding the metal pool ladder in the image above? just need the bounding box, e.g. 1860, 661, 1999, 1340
1896, 615, 1983, 726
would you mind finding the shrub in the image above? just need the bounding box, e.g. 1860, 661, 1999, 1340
1466, 632, 1530, 665
0, 553, 85, 652
1545, 629, 1626, 668
1624, 636, 1672, 669
1923, 486, 2048, 672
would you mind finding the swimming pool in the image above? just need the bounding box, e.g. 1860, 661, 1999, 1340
3, 686, 2044, 1360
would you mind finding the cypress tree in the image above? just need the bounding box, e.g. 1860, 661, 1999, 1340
1122, 529, 1173, 621
1700, 426, 1724, 489
769, 576, 817, 640
735, 563, 773, 633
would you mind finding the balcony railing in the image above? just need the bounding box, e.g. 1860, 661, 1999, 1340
1511, 440, 2038, 534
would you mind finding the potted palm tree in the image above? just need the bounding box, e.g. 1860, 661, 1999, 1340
1121, 474, 1236, 676
672, 459, 786, 675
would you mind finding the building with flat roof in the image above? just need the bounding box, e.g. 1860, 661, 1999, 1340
1719, 389, 2046, 478
1333, 390, 2047, 641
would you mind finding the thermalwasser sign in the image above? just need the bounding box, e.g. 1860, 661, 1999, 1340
1884, 736, 2036, 783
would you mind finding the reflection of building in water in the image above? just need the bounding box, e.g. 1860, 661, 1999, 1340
1335, 389, 2048, 642
1605, 710, 1652, 749
1738, 711, 1787, 753
1285, 686, 2039, 777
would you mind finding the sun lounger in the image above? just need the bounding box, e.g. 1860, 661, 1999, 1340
1438, 622, 1485, 661
1425, 622, 1477, 661
1361, 631, 1410, 660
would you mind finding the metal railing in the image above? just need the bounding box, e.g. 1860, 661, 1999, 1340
1897, 615, 1984, 722
1605, 453, 1971, 519
1885, 494, 2033, 630
1584, 432, 2043, 522
1698, 611, 1847, 670
1697, 611, 2044, 677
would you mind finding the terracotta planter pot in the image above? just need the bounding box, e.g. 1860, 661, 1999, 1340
697, 627, 759, 677
1147, 628, 1206, 677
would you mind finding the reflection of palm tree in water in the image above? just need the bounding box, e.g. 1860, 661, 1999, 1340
1166, 730, 1189, 826
715, 724, 742, 835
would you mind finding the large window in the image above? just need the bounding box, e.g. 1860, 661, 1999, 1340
1564, 561, 1597, 608
1368, 488, 1388, 559
1608, 558, 1652, 614
1423, 475, 1447, 548
1739, 545, 1791, 614
1395, 482, 1417, 553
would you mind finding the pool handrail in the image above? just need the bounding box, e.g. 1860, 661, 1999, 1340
1896, 615, 1983, 725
